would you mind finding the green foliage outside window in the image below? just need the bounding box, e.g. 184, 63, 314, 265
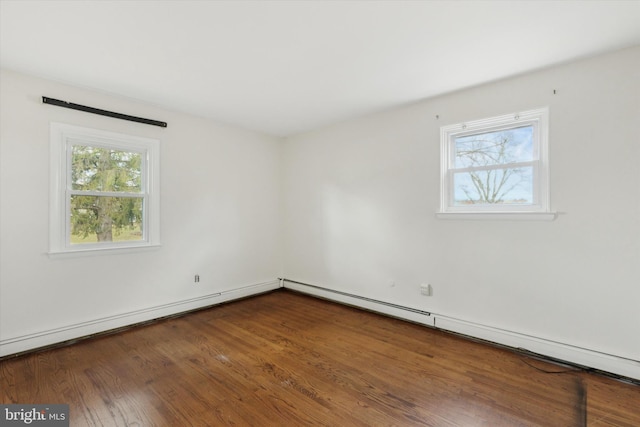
70, 146, 143, 243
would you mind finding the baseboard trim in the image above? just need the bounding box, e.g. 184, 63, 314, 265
0, 280, 280, 357
434, 316, 640, 381
283, 279, 640, 381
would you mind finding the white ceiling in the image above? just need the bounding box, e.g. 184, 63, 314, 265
1, 1, 639, 137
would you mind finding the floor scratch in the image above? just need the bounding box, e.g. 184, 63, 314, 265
575, 376, 587, 427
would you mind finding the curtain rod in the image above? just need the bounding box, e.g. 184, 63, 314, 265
42, 96, 167, 128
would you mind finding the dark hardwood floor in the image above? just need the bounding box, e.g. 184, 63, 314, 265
1, 290, 638, 426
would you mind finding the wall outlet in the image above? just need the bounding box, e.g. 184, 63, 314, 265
195, 274, 200, 283
420, 284, 432, 296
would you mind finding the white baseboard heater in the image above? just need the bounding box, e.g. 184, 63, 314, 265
280, 278, 433, 327
280, 278, 640, 382
0, 280, 280, 358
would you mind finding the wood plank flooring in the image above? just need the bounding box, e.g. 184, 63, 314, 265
1, 290, 638, 426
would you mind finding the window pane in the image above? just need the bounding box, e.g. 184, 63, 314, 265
70, 195, 143, 244
453, 166, 533, 205
454, 125, 533, 168
71, 145, 142, 192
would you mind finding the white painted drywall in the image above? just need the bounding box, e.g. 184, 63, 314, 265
2, 47, 639, 376
0, 69, 282, 354
281, 47, 640, 364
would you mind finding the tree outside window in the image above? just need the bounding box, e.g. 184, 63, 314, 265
70, 145, 144, 243
452, 126, 534, 206
49, 123, 160, 254
438, 108, 550, 217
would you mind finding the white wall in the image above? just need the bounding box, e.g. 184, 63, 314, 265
2, 47, 639, 379
282, 47, 640, 378
0, 69, 282, 355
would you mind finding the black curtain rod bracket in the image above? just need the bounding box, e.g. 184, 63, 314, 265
42, 96, 167, 128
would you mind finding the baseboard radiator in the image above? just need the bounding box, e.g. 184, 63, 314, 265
280, 278, 640, 382
280, 278, 433, 327
0, 279, 280, 358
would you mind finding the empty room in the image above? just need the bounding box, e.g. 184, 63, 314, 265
1, 1, 639, 425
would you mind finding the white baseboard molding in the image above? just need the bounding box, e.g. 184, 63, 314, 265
0, 279, 280, 357
283, 280, 640, 381
434, 316, 640, 381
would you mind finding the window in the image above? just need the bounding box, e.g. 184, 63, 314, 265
50, 123, 160, 253
438, 108, 554, 219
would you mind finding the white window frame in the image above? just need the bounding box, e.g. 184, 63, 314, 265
49, 123, 160, 254
437, 107, 555, 220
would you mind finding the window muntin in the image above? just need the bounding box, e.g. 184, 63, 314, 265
440, 108, 549, 215
50, 123, 160, 253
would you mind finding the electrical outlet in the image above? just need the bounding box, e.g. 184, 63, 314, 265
195, 274, 200, 283
420, 284, 432, 296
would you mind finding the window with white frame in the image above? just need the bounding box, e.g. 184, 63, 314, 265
50, 123, 160, 253
438, 108, 552, 219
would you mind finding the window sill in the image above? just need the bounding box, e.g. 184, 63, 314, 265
48, 243, 161, 259
436, 212, 558, 221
